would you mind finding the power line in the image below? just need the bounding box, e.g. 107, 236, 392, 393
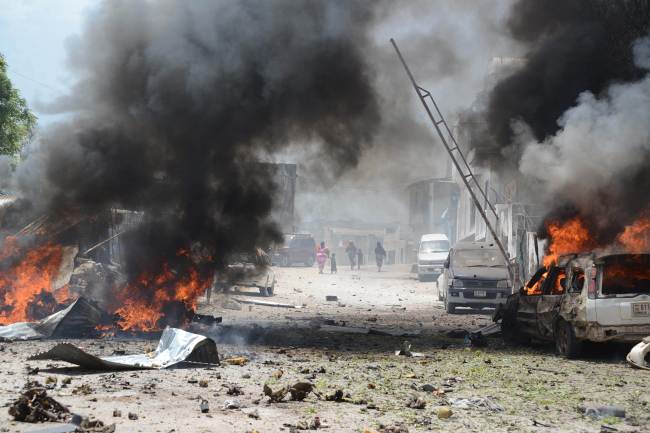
6, 67, 66, 96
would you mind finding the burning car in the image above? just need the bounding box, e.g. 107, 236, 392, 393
497, 253, 650, 358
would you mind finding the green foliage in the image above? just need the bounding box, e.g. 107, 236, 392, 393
0, 53, 37, 156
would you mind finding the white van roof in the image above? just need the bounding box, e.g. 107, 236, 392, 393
420, 233, 449, 242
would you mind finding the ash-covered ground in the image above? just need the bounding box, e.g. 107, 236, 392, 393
1, 265, 647, 433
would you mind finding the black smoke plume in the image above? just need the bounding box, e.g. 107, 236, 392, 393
17, 0, 381, 281
467, 0, 650, 245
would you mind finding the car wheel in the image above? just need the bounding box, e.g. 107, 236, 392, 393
259, 287, 269, 297
267, 283, 275, 296
555, 319, 582, 358
444, 297, 455, 314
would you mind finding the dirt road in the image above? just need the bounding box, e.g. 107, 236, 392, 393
1, 265, 647, 433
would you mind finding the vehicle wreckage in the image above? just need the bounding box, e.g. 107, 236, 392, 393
495, 252, 650, 358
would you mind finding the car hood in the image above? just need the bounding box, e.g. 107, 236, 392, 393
418, 252, 448, 261
451, 265, 508, 280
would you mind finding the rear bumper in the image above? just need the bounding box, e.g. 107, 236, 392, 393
447, 287, 510, 308
576, 323, 650, 342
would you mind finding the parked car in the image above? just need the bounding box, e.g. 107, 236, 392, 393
417, 233, 450, 281
271, 233, 316, 267
214, 249, 276, 297
497, 252, 650, 358
438, 241, 511, 313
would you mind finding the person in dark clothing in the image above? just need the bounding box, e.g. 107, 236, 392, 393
330, 253, 337, 274
374, 241, 387, 272
356, 248, 363, 270
345, 241, 357, 270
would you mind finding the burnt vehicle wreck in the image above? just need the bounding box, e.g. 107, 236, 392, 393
496, 253, 650, 358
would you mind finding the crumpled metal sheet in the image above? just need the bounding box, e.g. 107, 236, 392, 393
627, 336, 650, 370
30, 327, 219, 370
0, 297, 102, 341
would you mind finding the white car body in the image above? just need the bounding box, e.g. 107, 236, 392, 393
417, 233, 450, 281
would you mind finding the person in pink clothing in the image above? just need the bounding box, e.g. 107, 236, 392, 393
316, 241, 329, 274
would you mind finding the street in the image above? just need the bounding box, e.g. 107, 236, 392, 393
1, 265, 647, 433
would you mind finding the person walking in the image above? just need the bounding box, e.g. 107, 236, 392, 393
374, 241, 387, 272
345, 241, 357, 271
316, 241, 329, 274
356, 248, 363, 270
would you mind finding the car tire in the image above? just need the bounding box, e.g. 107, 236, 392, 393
259, 287, 269, 297
444, 297, 455, 314
555, 319, 582, 358
267, 283, 274, 297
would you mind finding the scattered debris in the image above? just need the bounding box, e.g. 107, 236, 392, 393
225, 384, 243, 396
626, 336, 650, 370
406, 395, 426, 409
233, 297, 303, 309
200, 399, 209, 413
127, 412, 138, 420
222, 399, 240, 410
263, 384, 288, 402
247, 409, 260, 419
325, 389, 344, 402
325, 295, 338, 302
583, 405, 626, 420
289, 382, 316, 401
436, 406, 453, 419
395, 341, 424, 357
30, 327, 219, 370
9, 384, 70, 422
0, 298, 102, 342
72, 384, 93, 395
225, 356, 249, 366
272, 369, 284, 379
198, 379, 208, 388
377, 422, 409, 433
448, 397, 503, 412
112, 410, 121, 417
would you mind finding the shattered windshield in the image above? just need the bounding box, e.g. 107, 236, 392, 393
602, 255, 650, 295
453, 249, 505, 268
419, 240, 449, 253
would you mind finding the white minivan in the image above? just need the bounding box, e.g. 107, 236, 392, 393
417, 234, 450, 281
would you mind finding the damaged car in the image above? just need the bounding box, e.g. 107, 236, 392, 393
497, 253, 650, 358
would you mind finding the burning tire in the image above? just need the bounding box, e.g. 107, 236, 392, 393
555, 319, 582, 358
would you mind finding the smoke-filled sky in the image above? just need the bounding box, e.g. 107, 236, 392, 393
1, 0, 517, 227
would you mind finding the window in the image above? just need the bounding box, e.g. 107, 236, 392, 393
419, 240, 450, 253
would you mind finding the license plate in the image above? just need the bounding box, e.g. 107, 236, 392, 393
474, 290, 487, 297
632, 302, 650, 316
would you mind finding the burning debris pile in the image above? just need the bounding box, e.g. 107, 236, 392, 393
1, 0, 382, 333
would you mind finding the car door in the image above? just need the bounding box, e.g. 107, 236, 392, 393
535, 267, 565, 339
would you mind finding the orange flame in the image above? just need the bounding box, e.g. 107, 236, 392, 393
617, 214, 650, 252
543, 217, 595, 266
0, 242, 68, 324
113, 263, 211, 332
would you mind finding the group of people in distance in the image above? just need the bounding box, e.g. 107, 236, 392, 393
315, 240, 386, 274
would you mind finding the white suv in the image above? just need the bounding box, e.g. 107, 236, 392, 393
498, 253, 650, 358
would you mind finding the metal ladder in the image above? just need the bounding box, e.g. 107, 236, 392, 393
390, 38, 512, 279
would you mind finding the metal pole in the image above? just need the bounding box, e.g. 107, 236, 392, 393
390, 38, 512, 279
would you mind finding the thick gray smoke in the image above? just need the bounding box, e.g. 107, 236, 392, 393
12, 0, 382, 280
466, 0, 650, 244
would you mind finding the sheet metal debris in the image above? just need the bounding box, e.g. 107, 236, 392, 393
626, 336, 650, 370
0, 298, 102, 342
232, 297, 303, 308
29, 327, 219, 370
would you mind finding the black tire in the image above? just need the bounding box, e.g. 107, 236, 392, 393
267, 283, 274, 296
259, 287, 269, 297
444, 297, 456, 314
555, 319, 582, 358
